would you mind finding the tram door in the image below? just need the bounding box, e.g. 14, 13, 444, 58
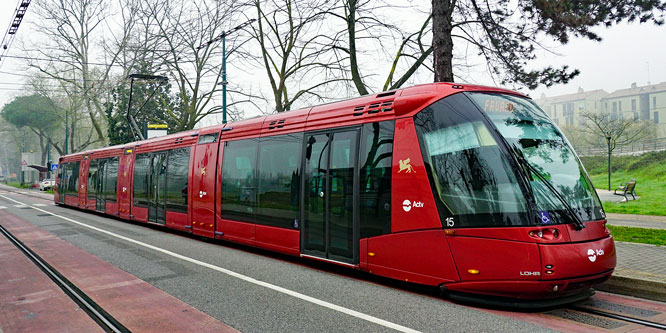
95, 159, 106, 212
78, 156, 89, 208
302, 130, 359, 264
148, 152, 168, 225
191, 133, 220, 238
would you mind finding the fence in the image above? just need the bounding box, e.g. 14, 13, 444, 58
576, 137, 666, 156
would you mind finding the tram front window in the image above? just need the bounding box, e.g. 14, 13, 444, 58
414, 93, 531, 228
468, 92, 605, 225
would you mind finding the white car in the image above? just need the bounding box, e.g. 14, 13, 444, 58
39, 178, 55, 191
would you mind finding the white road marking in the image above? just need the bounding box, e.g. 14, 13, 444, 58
13, 204, 26, 208
33, 203, 48, 207
0, 206, 6, 209
0, 195, 420, 333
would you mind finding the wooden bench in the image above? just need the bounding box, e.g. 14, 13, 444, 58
614, 179, 637, 200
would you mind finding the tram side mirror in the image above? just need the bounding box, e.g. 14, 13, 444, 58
306, 136, 316, 159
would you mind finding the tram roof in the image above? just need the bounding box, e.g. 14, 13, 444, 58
61, 82, 524, 159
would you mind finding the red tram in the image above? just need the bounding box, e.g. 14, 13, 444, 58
55, 83, 615, 306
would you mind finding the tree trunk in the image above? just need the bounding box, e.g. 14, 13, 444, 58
432, 0, 454, 82
347, 0, 369, 95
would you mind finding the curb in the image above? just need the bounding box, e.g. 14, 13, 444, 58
596, 275, 666, 302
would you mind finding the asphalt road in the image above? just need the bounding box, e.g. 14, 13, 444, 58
3, 186, 665, 332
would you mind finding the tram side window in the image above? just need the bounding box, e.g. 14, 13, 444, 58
221, 139, 258, 223
256, 134, 301, 229
59, 163, 69, 194
133, 154, 151, 207
166, 147, 191, 214
88, 160, 98, 199
69, 161, 80, 196
359, 121, 394, 238
104, 157, 119, 202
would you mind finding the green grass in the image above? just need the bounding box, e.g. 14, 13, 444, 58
581, 151, 666, 216
7, 181, 34, 189
608, 225, 666, 246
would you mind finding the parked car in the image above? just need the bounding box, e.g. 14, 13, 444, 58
0, 175, 5, 183
39, 178, 55, 191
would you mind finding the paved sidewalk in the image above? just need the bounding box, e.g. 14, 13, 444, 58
606, 213, 666, 230
596, 189, 638, 203
597, 241, 666, 302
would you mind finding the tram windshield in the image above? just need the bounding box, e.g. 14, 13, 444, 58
469, 92, 604, 225
414, 92, 604, 228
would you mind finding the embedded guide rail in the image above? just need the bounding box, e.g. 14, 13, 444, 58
0, 224, 128, 333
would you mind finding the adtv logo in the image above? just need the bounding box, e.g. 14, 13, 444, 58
402, 200, 424, 212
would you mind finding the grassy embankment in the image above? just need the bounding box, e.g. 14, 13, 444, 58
580, 150, 666, 216
607, 225, 666, 246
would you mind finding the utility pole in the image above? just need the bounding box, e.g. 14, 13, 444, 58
21, 129, 25, 185
64, 108, 68, 155
197, 19, 256, 124
606, 132, 612, 191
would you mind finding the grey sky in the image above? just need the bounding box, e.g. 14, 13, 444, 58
0, 1, 664, 109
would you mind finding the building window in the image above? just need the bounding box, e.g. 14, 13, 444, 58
654, 97, 658, 109
634, 112, 639, 121
605, 102, 608, 111
655, 112, 660, 124
619, 101, 622, 111
631, 99, 636, 111
612, 102, 617, 113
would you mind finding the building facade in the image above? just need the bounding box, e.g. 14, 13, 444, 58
534, 88, 607, 127
535, 82, 666, 137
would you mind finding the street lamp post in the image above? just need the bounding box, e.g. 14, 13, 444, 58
64, 108, 68, 155
221, 34, 227, 124
606, 133, 612, 191
197, 19, 256, 125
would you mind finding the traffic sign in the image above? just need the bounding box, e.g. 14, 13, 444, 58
21, 160, 27, 166
51, 164, 58, 171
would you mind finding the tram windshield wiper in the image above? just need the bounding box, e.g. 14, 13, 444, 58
509, 144, 586, 231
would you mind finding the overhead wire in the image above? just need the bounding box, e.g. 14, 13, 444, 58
0, 0, 32, 72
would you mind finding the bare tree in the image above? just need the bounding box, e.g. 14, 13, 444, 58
330, 0, 433, 95
243, 0, 352, 113
25, 0, 135, 146
431, 0, 666, 88
137, 0, 252, 129
579, 111, 655, 190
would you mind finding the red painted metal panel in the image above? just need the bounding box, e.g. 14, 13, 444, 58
132, 206, 148, 222
191, 140, 219, 238
449, 225, 571, 244
78, 157, 89, 208
367, 230, 458, 285
117, 151, 134, 220
105, 202, 118, 216
443, 270, 612, 299
306, 95, 395, 131
539, 236, 616, 280
64, 195, 77, 207
86, 199, 96, 211
218, 219, 255, 246
221, 117, 263, 140
255, 225, 299, 255
261, 108, 309, 136
166, 211, 189, 232
359, 238, 368, 271
390, 118, 441, 233
566, 220, 611, 242
446, 236, 541, 281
